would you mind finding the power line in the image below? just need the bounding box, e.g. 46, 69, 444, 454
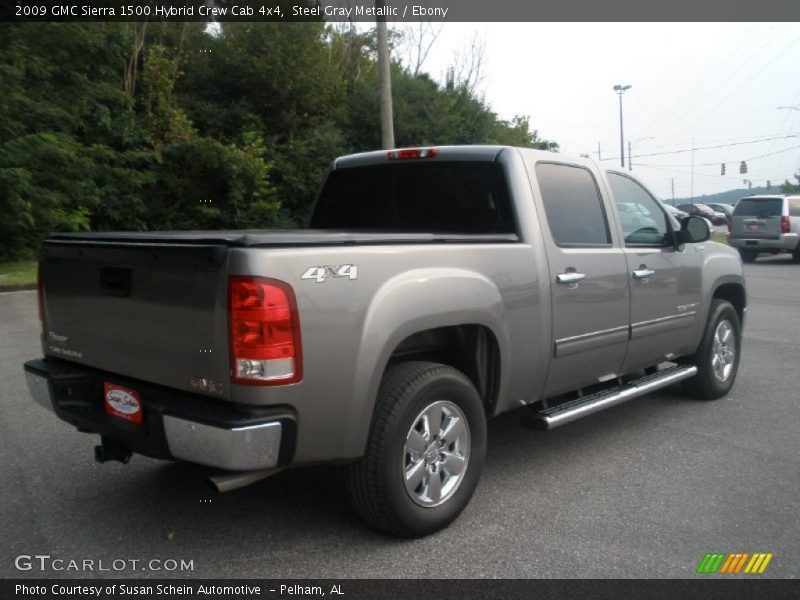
662, 33, 800, 144
632, 24, 773, 142
633, 144, 800, 167
584, 134, 799, 161
588, 134, 799, 162
632, 132, 799, 152
637, 135, 799, 158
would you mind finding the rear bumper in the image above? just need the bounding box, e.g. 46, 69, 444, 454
728, 233, 799, 251
23, 358, 296, 471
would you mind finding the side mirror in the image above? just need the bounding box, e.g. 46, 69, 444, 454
680, 216, 711, 244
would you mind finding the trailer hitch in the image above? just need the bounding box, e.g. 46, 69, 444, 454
94, 437, 132, 464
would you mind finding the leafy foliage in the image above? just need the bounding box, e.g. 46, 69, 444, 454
780, 173, 800, 194
0, 22, 558, 259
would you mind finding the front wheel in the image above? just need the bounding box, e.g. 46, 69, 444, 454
681, 299, 742, 400
345, 361, 487, 537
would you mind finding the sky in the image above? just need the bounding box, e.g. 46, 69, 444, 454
394, 22, 800, 201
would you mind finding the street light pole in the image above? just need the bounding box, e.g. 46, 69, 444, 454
613, 84, 631, 168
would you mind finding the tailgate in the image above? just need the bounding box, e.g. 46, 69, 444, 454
40, 239, 232, 400
731, 197, 783, 239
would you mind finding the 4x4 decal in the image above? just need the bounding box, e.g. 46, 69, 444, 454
301, 264, 358, 283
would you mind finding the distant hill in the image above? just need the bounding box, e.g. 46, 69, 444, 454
671, 186, 775, 206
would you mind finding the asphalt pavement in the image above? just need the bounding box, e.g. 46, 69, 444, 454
1, 255, 798, 579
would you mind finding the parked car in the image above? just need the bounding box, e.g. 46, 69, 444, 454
665, 205, 689, 221
24, 146, 746, 538
707, 203, 734, 217
728, 194, 800, 263
616, 201, 658, 232
676, 203, 726, 226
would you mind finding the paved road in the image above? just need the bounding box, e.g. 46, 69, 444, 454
1, 256, 798, 579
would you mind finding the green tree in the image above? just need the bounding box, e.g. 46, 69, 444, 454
780, 173, 800, 193
0, 22, 560, 259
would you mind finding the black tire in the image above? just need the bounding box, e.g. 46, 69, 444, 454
345, 361, 487, 538
681, 299, 741, 400
738, 249, 757, 263
792, 246, 800, 263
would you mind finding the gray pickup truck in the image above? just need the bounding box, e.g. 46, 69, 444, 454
24, 146, 746, 537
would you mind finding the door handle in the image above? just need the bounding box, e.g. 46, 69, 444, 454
556, 272, 586, 284
632, 269, 655, 280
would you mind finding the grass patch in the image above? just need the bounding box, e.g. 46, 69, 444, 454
0, 260, 38, 287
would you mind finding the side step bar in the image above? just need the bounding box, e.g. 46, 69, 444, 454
522, 365, 697, 431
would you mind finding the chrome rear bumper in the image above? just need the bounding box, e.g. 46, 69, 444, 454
24, 364, 284, 472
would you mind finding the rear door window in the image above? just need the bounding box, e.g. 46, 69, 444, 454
733, 198, 784, 217
535, 162, 611, 246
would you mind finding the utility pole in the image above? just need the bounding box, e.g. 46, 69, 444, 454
690, 138, 695, 200
598, 142, 602, 160
613, 84, 631, 168
376, 0, 395, 149
628, 140, 632, 171
671, 178, 675, 204
628, 136, 652, 172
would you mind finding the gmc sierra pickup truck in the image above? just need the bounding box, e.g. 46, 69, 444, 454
24, 146, 746, 537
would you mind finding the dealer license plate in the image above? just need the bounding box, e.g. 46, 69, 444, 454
103, 382, 143, 425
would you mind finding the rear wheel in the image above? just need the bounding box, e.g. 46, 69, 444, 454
738, 249, 757, 263
681, 299, 741, 400
345, 361, 487, 537
792, 245, 800, 263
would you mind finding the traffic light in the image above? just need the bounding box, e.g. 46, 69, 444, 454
721, 163, 726, 175
739, 161, 748, 174
767, 180, 771, 189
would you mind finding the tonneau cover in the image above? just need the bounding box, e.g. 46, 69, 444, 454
45, 229, 519, 247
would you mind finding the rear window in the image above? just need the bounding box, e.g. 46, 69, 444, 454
310, 162, 515, 234
733, 198, 784, 217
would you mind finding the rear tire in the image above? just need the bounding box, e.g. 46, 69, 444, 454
738, 249, 757, 263
681, 299, 741, 400
345, 361, 487, 538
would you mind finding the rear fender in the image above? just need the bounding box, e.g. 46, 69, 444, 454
341, 268, 508, 458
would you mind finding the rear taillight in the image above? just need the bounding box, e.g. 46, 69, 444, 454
37, 262, 45, 341
386, 147, 439, 160
781, 216, 790, 234
727, 216, 732, 233
228, 276, 302, 385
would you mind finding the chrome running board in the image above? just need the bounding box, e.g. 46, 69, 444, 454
523, 365, 697, 431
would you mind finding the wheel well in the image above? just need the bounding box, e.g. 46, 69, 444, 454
713, 283, 746, 323
388, 325, 500, 416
